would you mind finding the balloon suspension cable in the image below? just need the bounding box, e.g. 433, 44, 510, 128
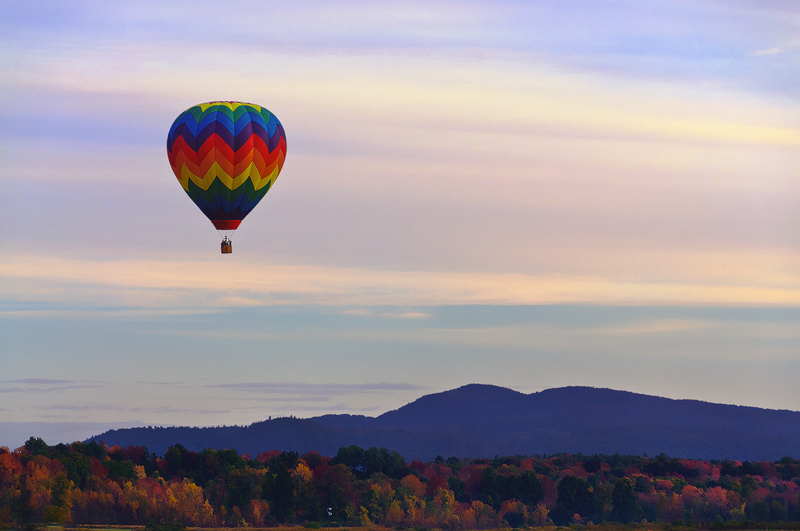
217, 229, 237, 240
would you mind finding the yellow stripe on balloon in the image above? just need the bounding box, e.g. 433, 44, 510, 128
178, 164, 192, 191
178, 162, 279, 192
196, 101, 263, 113
249, 164, 281, 191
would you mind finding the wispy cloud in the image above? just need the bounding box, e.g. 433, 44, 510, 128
250, 396, 332, 403
42, 404, 130, 412
3, 252, 800, 310
0, 380, 103, 393
266, 403, 385, 414
206, 382, 426, 395
9, 379, 74, 385
40, 404, 234, 416
341, 309, 431, 319
752, 38, 800, 56
0, 309, 223, 319
588, 319, 717, 335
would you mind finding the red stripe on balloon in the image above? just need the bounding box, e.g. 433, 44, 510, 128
212, 219, 242, 230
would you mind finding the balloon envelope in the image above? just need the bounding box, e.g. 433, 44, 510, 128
166, 101, 287, 230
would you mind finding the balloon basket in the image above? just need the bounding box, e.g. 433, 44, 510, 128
221, 242, 232, 254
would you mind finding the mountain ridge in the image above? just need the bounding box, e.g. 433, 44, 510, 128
86, 384, 800, 461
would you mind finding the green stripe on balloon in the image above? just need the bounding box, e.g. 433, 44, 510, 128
186, 176, 272, 204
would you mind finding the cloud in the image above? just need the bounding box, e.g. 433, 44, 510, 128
3, 251, 800, 310
206, 382, 427, 396
42, 404, 130, 412
232, 396, 333, 403
40, 404, 234, 415
0, 309, 222, 319
752, 39, 800, 56
267, 402, 385, 413
0, 380, 104, 393
588, 319, 717, 335
341, 309, 431, 319
9, 379, 74, 384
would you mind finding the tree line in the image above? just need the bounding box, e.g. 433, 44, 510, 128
2, 437, 800, 528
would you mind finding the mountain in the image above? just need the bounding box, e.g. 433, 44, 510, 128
86, 384, 800, 461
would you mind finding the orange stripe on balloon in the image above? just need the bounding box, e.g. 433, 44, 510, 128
234, 150, 255, 177
196, 136, 218, 163
233, 136, 255, 164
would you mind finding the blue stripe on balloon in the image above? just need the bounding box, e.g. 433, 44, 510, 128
198, 111, 234, 136
235, 110, 270, 135
167, 104, 286, 155
233, 111, 252, 136
193, 191, 262, 219
177, 121, 278, 152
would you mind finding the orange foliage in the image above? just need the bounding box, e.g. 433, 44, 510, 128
400, 474, 426, 499
244, 499, 269, 526
655, 492, 682, 522
385, 499, 404, 526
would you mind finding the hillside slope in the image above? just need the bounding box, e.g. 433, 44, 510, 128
88, 385, 800, 460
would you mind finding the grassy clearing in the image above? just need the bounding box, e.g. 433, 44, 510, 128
32, 525, 800, 531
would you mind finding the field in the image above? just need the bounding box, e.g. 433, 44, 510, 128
33, 525, 800, 531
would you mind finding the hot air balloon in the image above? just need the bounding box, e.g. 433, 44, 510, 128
166, 101, 287, 253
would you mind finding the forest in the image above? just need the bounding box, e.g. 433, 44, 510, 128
3, 437, 800, 529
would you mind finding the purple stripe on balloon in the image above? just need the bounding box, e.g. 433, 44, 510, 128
170, 121, 283, 154
193, 192, 262, 220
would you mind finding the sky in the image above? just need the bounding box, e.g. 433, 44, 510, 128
1, 0, 799, 450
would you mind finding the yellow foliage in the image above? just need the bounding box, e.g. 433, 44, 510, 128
359, 505, 372, 526
294, 462, 313, 483
531, 501, 549, 526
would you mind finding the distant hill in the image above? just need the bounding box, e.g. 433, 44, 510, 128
87, 384, 800, 461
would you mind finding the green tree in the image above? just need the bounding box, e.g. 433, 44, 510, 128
448, 475, 467, 503
164, 444, 199, 478
509, 470, 543, 506
228, 468, 261, 509
553, 475, 594, 524
265, 461, 294, 522
332, 445, 365, 477
478, 467, 501, 508
24, 437, 49, 456
770, 500, 788, 522
751, 501, 770, 522
12, 474, 36, 524
362, 447, 406, 479
611, 478, 636, 522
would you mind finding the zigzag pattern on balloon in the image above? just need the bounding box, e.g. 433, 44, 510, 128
166, 102, 287, 229
173, 145, 283, 192
167, 110, 284, 149
168, 119, 285, 168
167, 105, 286, 193
187, 178, 272, 221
